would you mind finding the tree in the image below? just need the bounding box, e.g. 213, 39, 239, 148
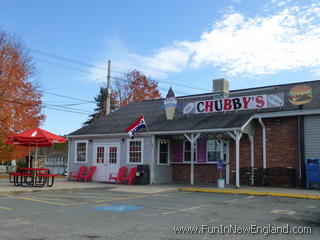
83, 87, 118, 125
115, 70, 161, 107
0, 30, 44, 162
84, 70, 160, 125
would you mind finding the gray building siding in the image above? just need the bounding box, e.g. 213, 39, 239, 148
304, 115, 320, 159
68, 136, 154, 178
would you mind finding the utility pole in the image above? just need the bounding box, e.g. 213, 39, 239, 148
106, 60, 111, 116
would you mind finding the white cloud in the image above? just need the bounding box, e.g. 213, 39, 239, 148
91, 0, 320, 80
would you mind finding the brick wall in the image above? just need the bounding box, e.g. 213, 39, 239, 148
172, 164, 225, 184
172, 116, 300, 186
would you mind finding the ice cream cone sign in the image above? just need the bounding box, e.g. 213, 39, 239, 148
164, 87, 177, 120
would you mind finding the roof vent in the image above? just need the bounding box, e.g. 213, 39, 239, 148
213, 78, 229, 94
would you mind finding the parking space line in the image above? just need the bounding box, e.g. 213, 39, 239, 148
0, 206, 13, 211
2, 194, 87, 206
162, 204, 209, 215
32, 197, 74, 202
38, 193, 140, 199
180, 204, 209, 211
223, 199, 238, 203
66, 192, 140, 197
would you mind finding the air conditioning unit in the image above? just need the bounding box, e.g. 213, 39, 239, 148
213, 78, 229, 94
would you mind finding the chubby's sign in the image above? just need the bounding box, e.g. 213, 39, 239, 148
183, 93, 284, 114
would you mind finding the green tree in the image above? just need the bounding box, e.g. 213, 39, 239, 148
83, 87, 117, 125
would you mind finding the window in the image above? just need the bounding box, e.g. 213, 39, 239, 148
158, 139, 170, 165
127, 139, 143, 164
183, 141, 197, 162
96, 147, 105, 164
207, 140, 221, 162
75, 141, 87, 162
109, 146, 117, 164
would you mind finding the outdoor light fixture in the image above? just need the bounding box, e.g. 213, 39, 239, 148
89, 139, 93, 143
121, 138, 125, 143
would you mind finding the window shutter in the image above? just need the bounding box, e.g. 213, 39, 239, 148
172, 143, 183, 162
197, 140, 206, 162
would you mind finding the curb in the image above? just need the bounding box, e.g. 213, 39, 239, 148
180, 187, 320, 200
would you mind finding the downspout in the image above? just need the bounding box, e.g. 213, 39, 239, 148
67, 139, 71, 179
150, 135, 155, 185
258, 118, 267, 185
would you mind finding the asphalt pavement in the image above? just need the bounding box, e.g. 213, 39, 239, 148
0, 187, 319, 240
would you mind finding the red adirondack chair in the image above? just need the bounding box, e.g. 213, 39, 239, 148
119, 167, 137, 185
68, 165, 87, 181
109, 166, 127, 184
77, 166, 97, 182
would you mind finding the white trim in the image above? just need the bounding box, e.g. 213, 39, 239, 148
127, 138, 144, 165
206, 139, 222, 163
157, 139, 170, 165
150, 136, 155, 184
67, 140, 71, 178
225, 140, 230, 184
241, 117, 253, 131
253, 109, 320, 119
74, 140, 88, 163
68, 127, 243, 139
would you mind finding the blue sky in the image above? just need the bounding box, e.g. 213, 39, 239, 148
1, 0, 320, 135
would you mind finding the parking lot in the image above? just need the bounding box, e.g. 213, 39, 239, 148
0, 188, 319, 240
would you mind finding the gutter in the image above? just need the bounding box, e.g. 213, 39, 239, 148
67, 127, 244, 139
258, 118, 267, 185
253, 109, 320, 119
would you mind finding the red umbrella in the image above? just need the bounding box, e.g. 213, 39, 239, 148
6, 128, 66, 167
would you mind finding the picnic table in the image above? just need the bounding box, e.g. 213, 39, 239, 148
9, 168, 58, 187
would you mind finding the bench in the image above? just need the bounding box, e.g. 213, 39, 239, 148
37, 174, 58, 187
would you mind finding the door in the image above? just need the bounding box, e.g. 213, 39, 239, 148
93, 144, 120, 181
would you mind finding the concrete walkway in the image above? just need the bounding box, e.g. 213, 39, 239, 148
0, 177, 180, 194
181, 185, 320, 200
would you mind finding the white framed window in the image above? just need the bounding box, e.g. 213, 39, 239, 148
109, 146, 117, 164
127, 138, 144, 164
75, 140, 88, 163
207, 140, 222, 163
158, 139, 170, 165
183, 141, 197, 162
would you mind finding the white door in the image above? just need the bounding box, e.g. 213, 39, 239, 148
93, 144, 120, 182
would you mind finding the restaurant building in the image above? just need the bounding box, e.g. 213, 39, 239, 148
67, 79, 320, 188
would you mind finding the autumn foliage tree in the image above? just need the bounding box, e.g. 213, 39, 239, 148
0, 30, 44, 162
115, 70, 161, 107
84, 70, 160, 125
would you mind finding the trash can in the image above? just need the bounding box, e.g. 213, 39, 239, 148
135, 165, 150, 185
305, 158, 320, 189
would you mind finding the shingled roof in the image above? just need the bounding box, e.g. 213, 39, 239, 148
69, 80, 320, 136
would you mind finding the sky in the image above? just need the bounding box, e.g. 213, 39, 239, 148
1, 0, 320, 135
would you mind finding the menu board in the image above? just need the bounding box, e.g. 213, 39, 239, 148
172, 143, 183, 162
197, 141, 206, 162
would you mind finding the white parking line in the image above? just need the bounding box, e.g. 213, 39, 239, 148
246, 196, 255, 199
162, 204, 209, 215
223, 199, 238, 203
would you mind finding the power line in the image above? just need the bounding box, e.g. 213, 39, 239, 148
31, 48, 210, 92
0, 97, 93, 115
38, 90, 95, 103
35, 58, 106, 79
110, 76, 192, 95
30, 48, 108, 71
